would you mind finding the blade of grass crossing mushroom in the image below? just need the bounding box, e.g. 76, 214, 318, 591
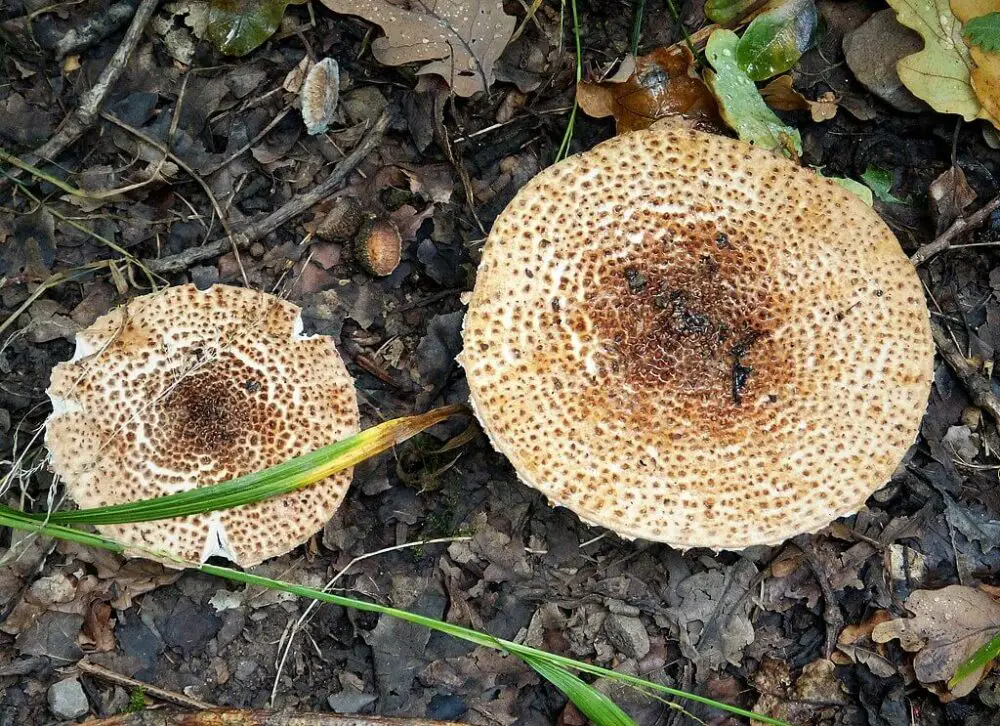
557, 0, 582, 161
950, 630, 1000, 688
520, 652, 638, 726
0, 508, 791, 726
35, 405, 466, 525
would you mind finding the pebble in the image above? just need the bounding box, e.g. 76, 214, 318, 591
47, 678, 88, 720
604, 613, 651, 659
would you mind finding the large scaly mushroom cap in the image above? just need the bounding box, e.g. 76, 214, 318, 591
460, 124, 934, 549
46, 284, 360, 567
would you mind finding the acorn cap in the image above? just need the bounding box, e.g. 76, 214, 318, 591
354, 216, 402, 277
316, 196, 365, 241
45, 284, 360, 567
459, 124, 934, 549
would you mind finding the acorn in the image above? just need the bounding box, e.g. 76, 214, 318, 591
354, 215, 402, 277
316, 196, 364, 241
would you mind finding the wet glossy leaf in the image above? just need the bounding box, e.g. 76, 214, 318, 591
861, 165, 905, 204
705, 0, 762, 24
831, 177, 873, 206
704, 29, 802, 157
887, 0, 1000, 128
208, 0, 306, 57
964, 12, 1000, 51
736, 0, 817, 81
576, 45, 720, 132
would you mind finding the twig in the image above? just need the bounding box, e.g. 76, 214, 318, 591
930, 320, 1000, 423
98, 110, 249, 286
77, 658, 215, 711
200, 103, 294, 177
145, 111, 390, 274
910, 191, 1000, 266
16, 0, 161, 171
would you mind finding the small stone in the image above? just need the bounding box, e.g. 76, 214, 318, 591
189, 265, 220, 290
47, 677, 88, 720
341, 87, 388, 126
604, 613, 650, 659
327, 691, 377, 713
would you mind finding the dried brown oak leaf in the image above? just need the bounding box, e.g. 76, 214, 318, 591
319, 0, 515, 97
577, 45, 720, 133
872, 585, 1000, 698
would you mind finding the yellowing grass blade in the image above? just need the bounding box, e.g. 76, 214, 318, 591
35, 405, 466, 525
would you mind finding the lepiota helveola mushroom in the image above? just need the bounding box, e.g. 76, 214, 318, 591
45, 284, 360, 566
460, 124, 934, 549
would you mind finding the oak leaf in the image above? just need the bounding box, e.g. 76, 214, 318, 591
319, 0, 515, 97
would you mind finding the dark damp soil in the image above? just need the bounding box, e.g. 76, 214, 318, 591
2, 1, 1000, 725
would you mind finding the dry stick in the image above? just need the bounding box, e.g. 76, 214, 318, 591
145, 111, 391, 275
77, 659, 216, 711
15, 0, 161, 171
99, 110, 249, 286
910, 191, 1000, 266
930, 321, 1000, 423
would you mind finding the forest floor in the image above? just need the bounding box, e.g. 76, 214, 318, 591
2, 1, 1000, 725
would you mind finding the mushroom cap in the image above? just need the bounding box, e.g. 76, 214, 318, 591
459, 125, 934, 549
46, 284, 360, 567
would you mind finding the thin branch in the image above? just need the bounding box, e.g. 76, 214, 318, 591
77, 659, 216, 711
145, 111, 390, 275
17, 0, 161, 171
910, 191, 1000, 266
930, 320, 1000, 423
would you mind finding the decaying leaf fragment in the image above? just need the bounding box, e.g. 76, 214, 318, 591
872, 585, 1000, 698
704, 29, 802, 156
761, 74, 837, 121
319, 0, 516, 97
886, 0, 1000, 128
576, 46, 720, 132
929, 165, 977, 233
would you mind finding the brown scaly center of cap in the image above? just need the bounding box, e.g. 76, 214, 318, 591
155, 354, 273, 456
551, 215, 796, 431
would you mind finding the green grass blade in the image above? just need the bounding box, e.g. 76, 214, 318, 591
33, 405, 465, 525
521, 653, 637, 726
950, 630, 1000, 688
0, 508, 791, 726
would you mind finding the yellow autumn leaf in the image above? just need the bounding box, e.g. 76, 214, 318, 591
952, 0, 1000, 123
886, 0, 1000, 128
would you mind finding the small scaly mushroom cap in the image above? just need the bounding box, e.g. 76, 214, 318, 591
460, 124, 934, 549
46, 284, 360, 567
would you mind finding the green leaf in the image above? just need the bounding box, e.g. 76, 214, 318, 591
31, 405, 465, 527
951, 630, 1000, 688
522, 655, 637, 726
208, 0, 305, 56
705, 0, 761, 24
964, 12, 1000, 52
830, 177, 874, 206
886, 0, 983, 122
0, 507, 794, 725
861, 164, 905, 204
704, 29, 802, 157
736, 0, 817, 81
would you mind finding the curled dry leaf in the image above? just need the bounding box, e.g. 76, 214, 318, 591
872, 585, 1000, 698
576, 45, 720, 132
319, 0, 516, 97
761, 74, 837, 121
929, 165, 977, 234
704, 29, 802, 156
